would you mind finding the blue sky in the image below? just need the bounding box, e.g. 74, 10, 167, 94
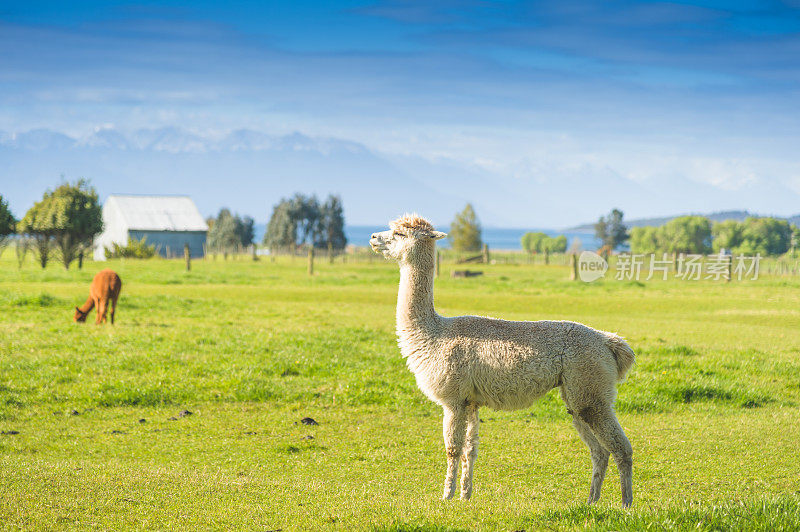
1, 1, 800, 226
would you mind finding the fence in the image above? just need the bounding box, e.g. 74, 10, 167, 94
167, 244, 800, 278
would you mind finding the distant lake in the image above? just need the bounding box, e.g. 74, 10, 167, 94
255, 224, 602, 251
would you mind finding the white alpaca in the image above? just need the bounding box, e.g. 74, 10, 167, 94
370, 214, 635, 506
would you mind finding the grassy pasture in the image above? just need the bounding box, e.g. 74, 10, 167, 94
1, 253, 799, 530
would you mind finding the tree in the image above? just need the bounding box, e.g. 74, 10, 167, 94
594, 209, 628, 250
50, 180, 103, 269
449, 203, 482, 252
659, 216, 712, 254
207, 208, 240, 257
290, 193, 320, 246
317, 195, 347, 252
711, 220, 744, 253
0, 194, 16, 257
18, 179, 103, 269
18, 199, 55, 269
264, 200, 297, 251
521, 232, 548, 254
629, 226, 660, 255
207, 209, 256, 256
737, 217, 792, 256
236, 215, 255, 248
521, 232, 566, 254
15, 236, 31, 268
548, 235, 568, 253
264, 194, 346, 253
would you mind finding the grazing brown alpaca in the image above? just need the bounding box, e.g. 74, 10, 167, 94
74, 269, 122, 324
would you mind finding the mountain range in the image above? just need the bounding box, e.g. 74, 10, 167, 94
2, 127, 799, 229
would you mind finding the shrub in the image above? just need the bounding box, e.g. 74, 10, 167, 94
104, 236, 157, 259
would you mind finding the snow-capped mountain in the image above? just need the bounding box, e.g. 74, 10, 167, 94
129, 127, 208, 153
0, 127, 469, 225
0, 127, 373, 156
6, 128, 77, 151
80, 128, 133, 150
2, 126, 800, 228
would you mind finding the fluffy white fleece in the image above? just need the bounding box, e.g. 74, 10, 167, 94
371, 214, 635, 507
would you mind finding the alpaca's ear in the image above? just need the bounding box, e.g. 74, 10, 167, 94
430, 231, 447, 240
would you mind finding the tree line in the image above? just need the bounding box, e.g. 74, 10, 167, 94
521, 232, 567, 254
592, 208, 799, 256
3, 182, 349, 268
630, 216, 797, 256
263, 194, 346, 253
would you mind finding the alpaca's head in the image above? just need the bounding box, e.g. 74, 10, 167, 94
370, 214, 446, 264
74, 306, 88, 322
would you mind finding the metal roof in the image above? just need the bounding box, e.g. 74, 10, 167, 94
108, 194, 208, 231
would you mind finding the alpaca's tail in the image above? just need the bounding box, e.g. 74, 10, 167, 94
603, 332, 635, 382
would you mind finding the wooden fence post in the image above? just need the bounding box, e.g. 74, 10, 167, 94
544, 249, 549, 265
184, 243, 191, 271
570, 253, 578, 280
482, 243, 490, 264
435, 249, 441, 278
308, 247, 314, 276
78, 250, 84, 270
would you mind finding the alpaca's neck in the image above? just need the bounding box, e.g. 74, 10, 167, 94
79, 296, 94, 313
397, 256, 438, 332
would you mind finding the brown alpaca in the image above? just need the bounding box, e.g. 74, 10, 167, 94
74, 269, 122, 324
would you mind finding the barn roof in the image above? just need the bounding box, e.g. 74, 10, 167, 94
108, 194, 208, 231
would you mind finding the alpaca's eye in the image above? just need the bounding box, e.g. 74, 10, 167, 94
393, 232, 402, 237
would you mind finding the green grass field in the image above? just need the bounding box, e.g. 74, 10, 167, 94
1, 253, 799, 530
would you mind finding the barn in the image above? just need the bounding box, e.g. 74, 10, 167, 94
93, 194, 208, 260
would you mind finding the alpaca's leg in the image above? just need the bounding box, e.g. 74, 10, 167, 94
561, 386, 610, 504
572, 415, 610, 503
460, 403, 479, 500
101, 299, 110, 323
578, 405, 633, 508
442, 404, 467, 500
95, 298, 106, 324
110, 297, 117, 324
